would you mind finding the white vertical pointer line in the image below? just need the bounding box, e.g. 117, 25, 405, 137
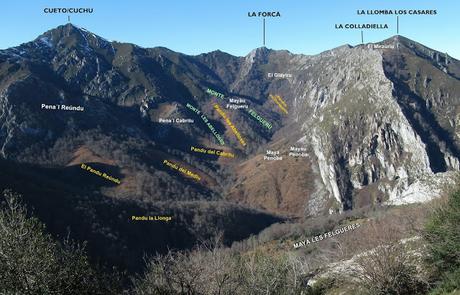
397, 16, 399, 35
263, 18, 266, 46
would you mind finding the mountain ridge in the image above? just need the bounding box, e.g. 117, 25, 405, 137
0, 24, 459, 266
7, 23, 457, 63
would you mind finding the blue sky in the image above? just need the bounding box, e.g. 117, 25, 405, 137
1, 0, 459, 58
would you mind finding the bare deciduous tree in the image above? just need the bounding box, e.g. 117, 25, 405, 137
353, 220, 429, 295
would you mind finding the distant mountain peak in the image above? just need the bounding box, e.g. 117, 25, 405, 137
377, 34, 458, 63
246, 47, 272, 63
30, 24, 116, 57
248, 46, 271, 56
35, 24, 110, 51
377, 35, 410, 47
41, 23, 87, 38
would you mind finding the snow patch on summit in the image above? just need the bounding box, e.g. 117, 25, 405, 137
38, 36, 53, 48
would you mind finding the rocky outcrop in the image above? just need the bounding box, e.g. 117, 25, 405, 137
287, 38, 459, 210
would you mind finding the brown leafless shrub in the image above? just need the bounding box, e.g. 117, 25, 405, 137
133, 234, 310, 295
132, 234, 242, 295
353, 219, 429, 295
